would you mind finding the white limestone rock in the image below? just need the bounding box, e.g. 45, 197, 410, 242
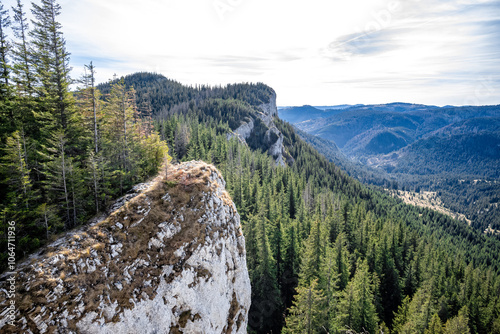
0, 161, 250, 334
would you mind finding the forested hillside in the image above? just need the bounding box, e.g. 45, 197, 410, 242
281, 104, 500, 233
106, 72, 500, 334
1, 2, 500, 334
0, 1, 168, 268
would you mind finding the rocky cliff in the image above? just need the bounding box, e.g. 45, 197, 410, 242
0, 162, 251, 333
228, 90, 290, 166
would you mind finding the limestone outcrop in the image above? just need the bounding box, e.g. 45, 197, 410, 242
0, 161, 251, 334
228, 90, 290, 166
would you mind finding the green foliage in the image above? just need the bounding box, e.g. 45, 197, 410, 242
1, 5, 500, 334
151, 105, 500, 334
0, 1, 170, 271
333, 260, 379, 334
282, 278, 327, 334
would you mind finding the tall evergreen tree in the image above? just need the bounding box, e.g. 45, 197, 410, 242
30, 0, 71, 130
299, 219, 321, 287
41, 129, 74, 228
334, 259, 379, 334
0, 3, 10, 98
0, 2, 14, 136
425, 313, 444, 334
282, 278, 327, 334
101, 80, 136, 195
443, 307, 470, 334
251, 214, 282, 333
2, 130, 35, 213
11, 0, 34, 96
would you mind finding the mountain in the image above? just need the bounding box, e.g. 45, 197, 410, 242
3, 1, 500, 330
284, 104, 500, 161
99, 73, 291, 166
280, 102, 500, 231
373, 130, 500, 177
0, 161, 250, 333
4, 69, 500, 334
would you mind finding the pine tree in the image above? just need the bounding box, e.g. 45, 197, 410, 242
2, 130, 35, 212
84, 62, 99, 153
319, 243, 340, 329
281, 221, 300, 309
251, 213, 282, 333
299, 219, 321, 287
335, 259, 379, 334
443, 307, 470, 334
282, 278, 327, 334
334, 232, 351, 291
41, 129, 74, 228
377, 236, 401, 327
0, 3, 14, 136
392, 295, 411, 334
425, 313, 444, 334
36, 202, 62, 240
11, 0, 34, 96
399, 280, 436, 333
101, 80, 136, 195
0, 3, 11, 99
30, 0, 71, 130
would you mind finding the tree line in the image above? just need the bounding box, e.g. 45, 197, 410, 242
1, 1, 499, 332
0, 0, 169, 269
153, 100, 500, 333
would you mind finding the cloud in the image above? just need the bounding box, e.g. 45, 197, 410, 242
326, 28, 406, 60
2, 0, 499, 106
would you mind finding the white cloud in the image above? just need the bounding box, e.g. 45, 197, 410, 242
3, 0, 500, 106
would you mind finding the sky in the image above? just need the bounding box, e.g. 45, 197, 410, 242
3, 0, 500, 106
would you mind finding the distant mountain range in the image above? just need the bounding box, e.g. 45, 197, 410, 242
279, 103, 500, 178
279, 103, 500, 231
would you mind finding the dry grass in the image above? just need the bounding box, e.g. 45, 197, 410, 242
387, 189, 471, 225
6, 162, 238, 332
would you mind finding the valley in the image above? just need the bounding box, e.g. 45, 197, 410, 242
280, 103, 500, 233
1, 1, 499, 332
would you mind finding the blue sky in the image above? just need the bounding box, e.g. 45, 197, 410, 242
3, 0, 500, 106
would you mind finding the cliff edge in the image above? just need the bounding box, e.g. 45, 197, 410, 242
0, 161, 251, 333
228, 90, 291, 166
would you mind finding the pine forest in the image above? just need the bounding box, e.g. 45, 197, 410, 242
1, 1, 500, 334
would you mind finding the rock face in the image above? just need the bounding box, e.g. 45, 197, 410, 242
227, 118, 254, 143
258, 90, 278, 118
229, 90, 290, 166
0, 162, 251, 334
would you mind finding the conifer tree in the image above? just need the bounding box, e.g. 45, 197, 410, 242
101, 80, 136, 194
0, 3, 14, 135
392, 296, 411, 334
41, 129, 73, 228
36, 202, 61, 240
84, 62, 99, 153
320, 243, 340, 328
251, 213, 282, 333
377, 236, 401, 327
299, 219, 321, 287
334, 232, 351, 291
282, 278, 327, 334
425, 313, 444, 334
398, 280, 435, 333
2, 130, 35, 212
11, 0, 34, 96
0, 3, 10, 99
30, 0, 71, 129
334, 259, 379, 334
443, 307, 470, 334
